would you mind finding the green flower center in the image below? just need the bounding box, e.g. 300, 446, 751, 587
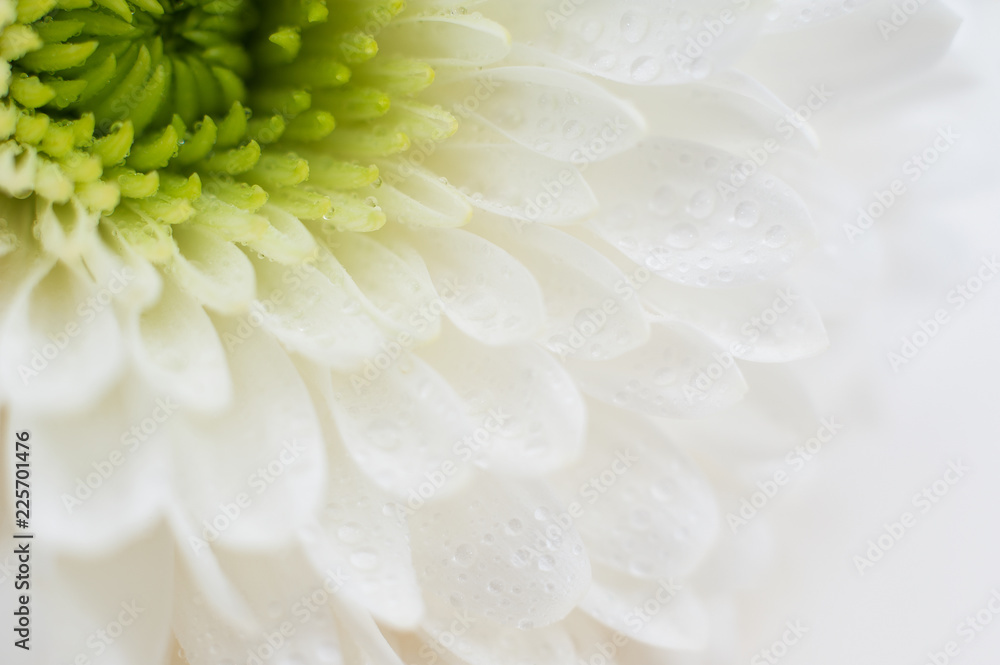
1, 0, 455, 262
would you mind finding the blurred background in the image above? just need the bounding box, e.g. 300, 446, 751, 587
721, 1, 1000, 662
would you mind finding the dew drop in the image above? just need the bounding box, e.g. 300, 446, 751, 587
459, 291, 498, 322
342, 298, 361, 315
454, 543, 477, 566
650, 479, 674, 502
590, 50, 616, 70
690, 57, 712, 79
666, 223, 699, 249
734, 200, 760, 228
581, 19, 604, 42
620, 12, 649, 43
654, 368, 677, 386
350, 549, 379, 571
562, 119, 584, 140
366, 420, 402, 451
764, 225, 789, 248
337, 522, 363, 545
630, 56, 661, 83
686, 189, 715, 219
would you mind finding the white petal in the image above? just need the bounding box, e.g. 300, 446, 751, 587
547, 401, 719, 580
18, 375, 170, 554
419, 325, 586, 475
587, 138, 816, 287
393, 225, 546, 345
173, 543, 345, 665
419, 591, 578, 665
335, 598, 415, 665
375, 159, 473, 229
763, 0, 874, 32
246, 245, 387, 372
426, 131, 598, 224
471, 215, 651, 360
0, 260, 125, 412
0, 141, 38, 198
324, 230, 442, 343
325, 353, 475, 499
35, 197, 101, 261
168, 511, 259, 635
604, 70, 820, 155
293, 365, 426, 629
378, 13, 511, 67
433, 66, 646, 162
408, 0, 488, 9
132, 276, 233, 412
33, 525, 175, 665
172, 319, 326, 548
640, 276, 828, 362
577, 567, 709, 650
657, 363, 821, 464
309, 483, 425, 629
740, 0, 961, 100
409, 474, 592, 629
245, 203, 319, 264
565, 324, 747, 418
0, 201, 51, 330
169, 225, 256, 315
484, 0, 766, 84
88, 220, 163, 312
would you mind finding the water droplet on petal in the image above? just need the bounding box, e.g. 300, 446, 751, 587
630, 56, 661, 82
454, 543, 477, 566
734, 200, 760, 228
764, 225, 789, 248
666, 223, 699, 249
686, 189, 715, 219
620, 12, 649, 43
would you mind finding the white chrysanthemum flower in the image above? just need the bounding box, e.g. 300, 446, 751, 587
0, 0, 959, 663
